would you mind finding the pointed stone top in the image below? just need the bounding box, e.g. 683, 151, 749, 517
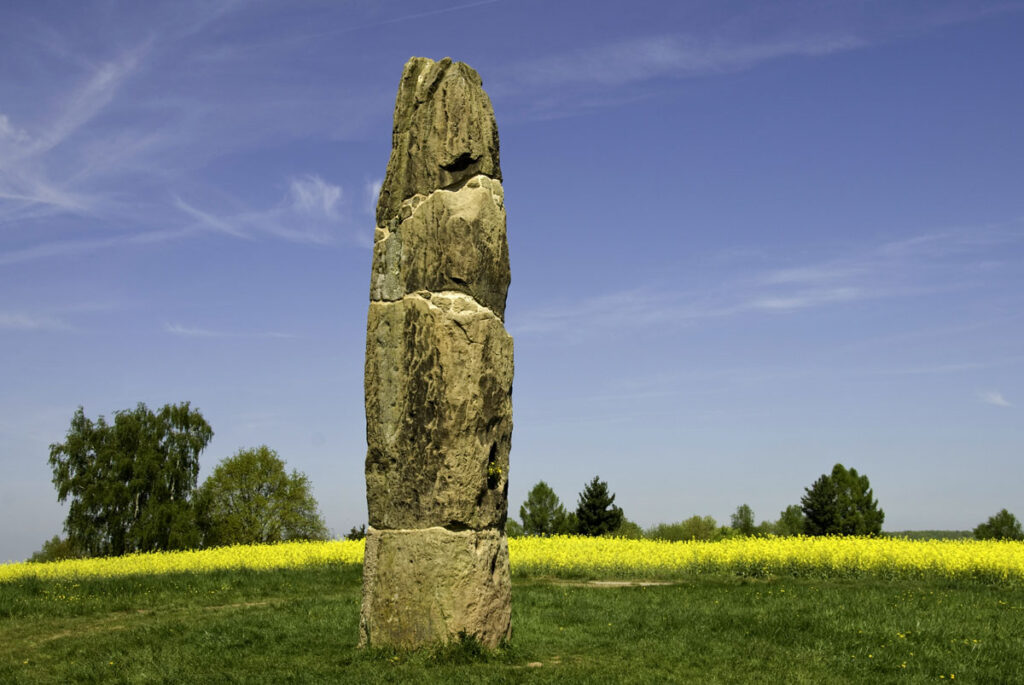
376, 57, 501, 226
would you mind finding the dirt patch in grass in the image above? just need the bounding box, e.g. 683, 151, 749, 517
547, 579, 683, 588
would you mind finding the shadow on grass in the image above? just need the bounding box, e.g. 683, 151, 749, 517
360, 631, 522, 667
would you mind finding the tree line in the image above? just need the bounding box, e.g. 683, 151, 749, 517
509, 464, 1023, 542
31, 403, 1023, 562
31, 402, 329, 562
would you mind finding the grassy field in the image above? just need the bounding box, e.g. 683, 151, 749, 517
2, 548, 1023, 683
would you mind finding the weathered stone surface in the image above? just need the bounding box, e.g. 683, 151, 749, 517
362, 56, 511, 649
364, 293, 512, 530
371, 174, 509, 318
359, 527, 511, 649
376, 57, 501, 227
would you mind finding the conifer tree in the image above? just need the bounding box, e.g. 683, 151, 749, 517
801, 464, 884, 536
519, 481, 571, 535
575, 475, 624, 536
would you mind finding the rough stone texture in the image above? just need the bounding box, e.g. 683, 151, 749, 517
361, 57, 512, 649
376, 57, 501, 227
359, 527, 511, 649
364, 293, 512, 530
371, 175, 509, 318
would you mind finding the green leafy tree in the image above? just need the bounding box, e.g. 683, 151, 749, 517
345, 524, 367, 541
48, 403, 213, 557
505, 518, 524, 537
28, 535, 81, 563
562, 511, 579, 535
973, 509, 1023, 541
519, 481, 572, 536
774, 504, 806, 536
196, 446, 328, 546
731, 504, 756, 536
801, 464, 884, 536
575, 476, 624, 536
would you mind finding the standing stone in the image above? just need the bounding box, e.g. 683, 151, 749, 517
360, 57, 512, 649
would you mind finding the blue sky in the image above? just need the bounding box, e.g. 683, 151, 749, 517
2, 0, 1022, 561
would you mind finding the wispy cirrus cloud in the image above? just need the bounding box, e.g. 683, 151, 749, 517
289, 175, 343, 217
490, 3, 1024, 119
513, 218, 1024, 339
490, 31, 865, 119
172, 197, 250, 240
1, 3, 378, 266
0, 227, 196, 266
174, 174, 353, 245
363, 179, 383, 216
978, 390, 1013, 407
25, 42, 149, 159
510, 33, 863, 91
0, 312, 72, 332
164, 323, 297, 339
0, 43, 150, 220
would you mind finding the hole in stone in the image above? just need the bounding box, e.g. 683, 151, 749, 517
486, 442, 500, 489
441, 152, 478, 172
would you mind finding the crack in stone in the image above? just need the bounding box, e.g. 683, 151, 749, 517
392, 173, 504, 225
370, 290, 501, 323
368, 524, 500, 534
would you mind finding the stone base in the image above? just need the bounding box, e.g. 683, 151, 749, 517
359, 526, 511, 649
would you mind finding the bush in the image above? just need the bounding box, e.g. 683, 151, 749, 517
973, 509, 1024, 541
606, 518, 644, 539
28, 535, 82, 563
646, 516, 723, 542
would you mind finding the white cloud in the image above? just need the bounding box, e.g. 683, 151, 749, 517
164, 322, 296, 339
289, 175, 342, 217
173, 196, 251, 239
163, 323, 225, 338
978, 390, 1012, 408
363, 178, 383, 215
0, 312, 71, 331
510, 33, 864, 91
748, 287, 864, 312
174, 174, 350, 245
0, 227, 195, 266
26, 43, 149, 158
0, 43, 150, 220
513, 218, 1024, 340
0, 114, 28, 145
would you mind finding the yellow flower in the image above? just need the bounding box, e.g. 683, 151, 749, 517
2, 536, 1023, 584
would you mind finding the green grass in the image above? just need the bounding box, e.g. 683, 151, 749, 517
2, 565, 1022, 683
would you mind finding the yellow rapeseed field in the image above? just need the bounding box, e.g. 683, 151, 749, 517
2, 536, 1021, 584
0, 540, 364, 584
509, 535, 1024, 583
